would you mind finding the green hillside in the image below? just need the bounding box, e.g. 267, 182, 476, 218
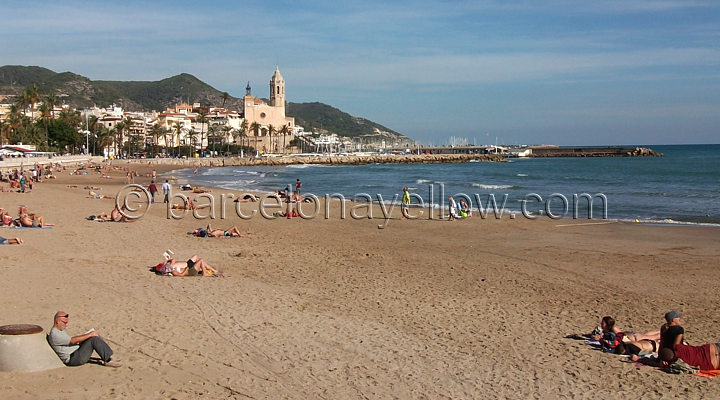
287, 102, 401, 138
0, 65, 407, 140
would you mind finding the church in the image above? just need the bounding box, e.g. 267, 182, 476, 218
243, 66, 295, 153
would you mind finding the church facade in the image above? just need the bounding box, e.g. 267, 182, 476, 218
243, 67, 295, 153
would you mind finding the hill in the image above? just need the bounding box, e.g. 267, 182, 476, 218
0, 65, 408, 141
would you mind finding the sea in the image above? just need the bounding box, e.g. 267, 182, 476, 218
170, 144, 720, 226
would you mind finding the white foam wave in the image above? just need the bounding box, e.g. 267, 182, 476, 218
472, 183, 513, 190
618, 218, 720, 227
516, 173, 528, 177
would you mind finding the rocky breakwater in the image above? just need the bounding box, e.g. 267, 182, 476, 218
627, 147, 663, 157
137, 153, 505, 168
228, 153, 506, 166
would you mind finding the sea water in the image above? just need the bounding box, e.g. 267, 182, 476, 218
172, 144, 720, 225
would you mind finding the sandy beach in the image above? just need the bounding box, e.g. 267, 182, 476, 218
1, 160, 720, 399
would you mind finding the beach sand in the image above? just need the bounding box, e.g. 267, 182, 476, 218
1, 161, 720, 399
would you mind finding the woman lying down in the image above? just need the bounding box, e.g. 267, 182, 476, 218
155, 254, 220, 277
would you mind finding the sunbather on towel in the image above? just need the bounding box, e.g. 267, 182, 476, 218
206, 224, 250, 238
591, 316, 660, 353
161, 254, 218, 277
19, 212, 54, 227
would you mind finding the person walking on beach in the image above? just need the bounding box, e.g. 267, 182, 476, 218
401, 186, 410, 219
448, 196, 459, 221
162, 180, 171, 203
296, 178, 302, 195
47, 311, 120, 367
148, 180, 158, 203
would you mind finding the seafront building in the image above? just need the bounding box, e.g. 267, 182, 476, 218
1, 66, 409, 156
77, 67, 296, 157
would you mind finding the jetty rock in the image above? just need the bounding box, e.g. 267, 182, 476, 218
629, 147, 663, 157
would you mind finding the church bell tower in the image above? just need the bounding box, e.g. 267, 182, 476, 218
269, 66, 285, 108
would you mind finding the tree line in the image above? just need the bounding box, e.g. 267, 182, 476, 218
1, 85, 295, 156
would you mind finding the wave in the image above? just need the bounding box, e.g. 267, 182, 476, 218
416, 179, 432, 184
287, 164, 317, 169
617, 217, 720, 227
471, 183, 515, 190
516, 173, 528, 177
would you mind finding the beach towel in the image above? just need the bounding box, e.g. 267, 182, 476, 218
696, 370, 720, 378
8, 226, 53, 229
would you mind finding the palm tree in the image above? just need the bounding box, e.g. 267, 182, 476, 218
222, 125, 233, 152
112, 122, 125, 157
206, 124, 219, 154
96, 126, 114, 157
221, 92, 230, 108
149, 123, 163, 156
239, 119, 248, 150
21, 85, 41, 121
45, 93, 58, 119
38, 102, 51, 149
172, 121, 185, 156
122, 116, 135, 155
87, 115, 99, 154
250, 122, 260, 152
187, 128, 198, 157
268, 124, 276, 153
196, 110, 208, 154
279, 125, 290, 154
5, 104, 23, 144
0, 119, 8, 146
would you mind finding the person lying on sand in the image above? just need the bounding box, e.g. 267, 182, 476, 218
111, 206, 134, 222
171, 198, 210, 210
192, 187, 211, 193
19, 212, 54, 227
161, 254, 219, 277
206, 224, 250, 238
0, 236, 23, 245
89, 190, 114, 199
638, 341, 720, 370
234, 194, 259, 203
591, 316, 660, 344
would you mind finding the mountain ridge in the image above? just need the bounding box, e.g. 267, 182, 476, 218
0, 65, 407, 140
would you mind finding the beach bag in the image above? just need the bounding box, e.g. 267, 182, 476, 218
600, 332, 620, 352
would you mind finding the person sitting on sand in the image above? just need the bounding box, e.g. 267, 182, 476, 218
291, 192, 304, 203
110, 206, 134, 222
0, 236, 23, 245
161, 254, 219, 277
172, 198, 197, 210
47, 311, 120, 367
631, 311, 707, 368
459, 199, 472, 218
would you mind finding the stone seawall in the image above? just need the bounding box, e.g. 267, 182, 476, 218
528, 146, 663, 157
113, 153, 507, 168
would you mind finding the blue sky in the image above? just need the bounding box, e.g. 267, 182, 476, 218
2, 0, 719, 145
